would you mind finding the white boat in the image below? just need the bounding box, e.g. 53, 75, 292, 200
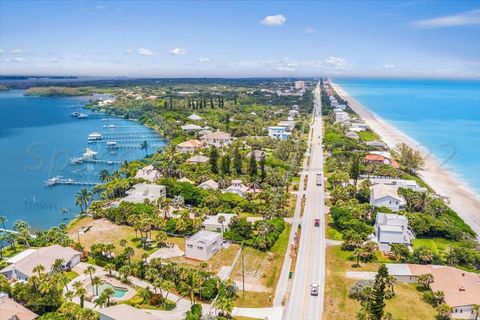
45, 176, 62, 186
83, 148, 97, 159
106, 141, 118, 148
70, 157, 83, 164
107, 124, 116, 129
77, 113, 88, 119
88, 132, 102, 141
71, 112, 80, 117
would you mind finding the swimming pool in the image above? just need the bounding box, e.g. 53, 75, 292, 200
87, 282, 128, 298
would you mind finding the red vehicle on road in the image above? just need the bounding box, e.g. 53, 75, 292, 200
314, 219, 320, 227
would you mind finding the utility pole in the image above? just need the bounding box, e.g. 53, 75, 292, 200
242, 250, 245, 299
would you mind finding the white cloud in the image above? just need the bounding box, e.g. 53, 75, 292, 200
412, 9, 480, 28
260, 14, 286, 26
169, 48, 187, 55
137, 48, 156, 56
324, 56, 349, 70
5, 57, 25, 62
275, 66, 296, 72
0, 49, 3, 54
304, 26, 315, 33
198, 57, 210, 63
383, 64, 396, 69
10, 48, 26, 54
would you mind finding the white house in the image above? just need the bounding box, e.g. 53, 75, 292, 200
0, 292, 38, 320
0, 245, 81, 281
202, 213, 236, 233
198, 179, 218, 190
225, 179, 249, 197
200, 131, 232, 147
334, 109, 350, 123
268, 126, 291, 140
366, 140, 388, 150
370, 184, 406, 212
134, 165, 161, 182
374, 213, 415, 251
277, 120, 295, 131
121, 183, 166, 204
386, 264, 480, 319
369, 178, 427, 193
337, 104, 347, 110
176, 139, 204, 153
346, 131, 359, 140
99, 304, 161, 320
185, 230, 223, 261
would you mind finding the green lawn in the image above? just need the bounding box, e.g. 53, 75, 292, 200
412, 238, 460, 254
358, 130, 378, 142
324, 246, 436, 320
326, 215, 343, 240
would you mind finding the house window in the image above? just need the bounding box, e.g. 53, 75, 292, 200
187, 244, 193, 248
197, 246, 204, 250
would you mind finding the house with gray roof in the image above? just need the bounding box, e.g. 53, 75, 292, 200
374, 213, 415, 251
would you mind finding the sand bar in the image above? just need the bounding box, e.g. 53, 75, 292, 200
332, 83, 480, 239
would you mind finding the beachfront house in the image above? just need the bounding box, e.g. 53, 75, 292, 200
176, 139, 204, 153
134, 165, 161, 182
374, 213, 415, 251
200, 131, 232, 147
198, 179, 219, 190
185, 230, 223, 261
121, 183, 166, 204
0, 292, 38, 320
346, 131, 359, 140
268, 126, 291, 140
0, 245, 81, 281
334, 109, 350, 123
99, 304, 161, 320
366, 140, 388, 150
386, 264, 480, 319
202, 213, 236, 233
370, 184, 406, 211
369, 178, 427, 193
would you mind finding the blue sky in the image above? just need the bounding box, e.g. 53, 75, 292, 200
1, 0, 479, 78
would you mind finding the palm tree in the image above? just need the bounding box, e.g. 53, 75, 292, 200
118, 264, 132, 283
418, 273, 434, 289
73, 281, 87, 308
0, 216, 7, 233
218, 215, 226, 235
84, 265, 96, 290
92, 276, 104, 296
99, 169, 112, 183
75, 188, 92, 214
102, 287, 115, 307
214, 295, 234, 317
104, 263, 115, 277
32, 264, 46, 277
181, 272, 202, 306
51, 258, 65, 274
162, 279, 175, 305
140, 140, 149, 156
124, 247, 135, 263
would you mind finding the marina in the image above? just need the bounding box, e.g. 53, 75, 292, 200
0, 90, 166, 229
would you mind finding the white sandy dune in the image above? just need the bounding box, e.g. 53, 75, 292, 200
332, 83, 480, 239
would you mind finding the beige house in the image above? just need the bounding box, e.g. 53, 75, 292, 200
200, 131, 232, 147
225, 179, 249, 197
134, 165, 161, 182
203, 213, 236, 233
176, 139, 204, 153
0, 245, 81, 281
386, 264, 480, 319
99, 304, 161, 320
0, 292, 38, 320
186, 154, 209, 164
198, 179, 219, 190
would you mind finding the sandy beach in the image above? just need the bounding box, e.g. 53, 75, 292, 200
331, 83, 480, 238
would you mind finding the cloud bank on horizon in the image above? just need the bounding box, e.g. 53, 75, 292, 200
0, 1, 479, 78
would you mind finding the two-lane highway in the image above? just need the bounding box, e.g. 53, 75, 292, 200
283, 83, 326, 320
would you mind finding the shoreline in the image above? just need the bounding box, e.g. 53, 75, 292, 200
331, 82, 480, 239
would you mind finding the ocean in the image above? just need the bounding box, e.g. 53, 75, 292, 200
334, 78, 480, 196
0, 90, 165, 230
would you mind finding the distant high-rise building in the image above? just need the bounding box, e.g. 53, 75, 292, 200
294, 80, 305, 90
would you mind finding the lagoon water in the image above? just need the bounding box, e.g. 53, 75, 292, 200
0, 90, 165, 230
335, 78, 480, 195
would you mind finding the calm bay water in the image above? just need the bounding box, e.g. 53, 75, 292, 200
335, 78, 480, 195
0, 90, 165, 229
